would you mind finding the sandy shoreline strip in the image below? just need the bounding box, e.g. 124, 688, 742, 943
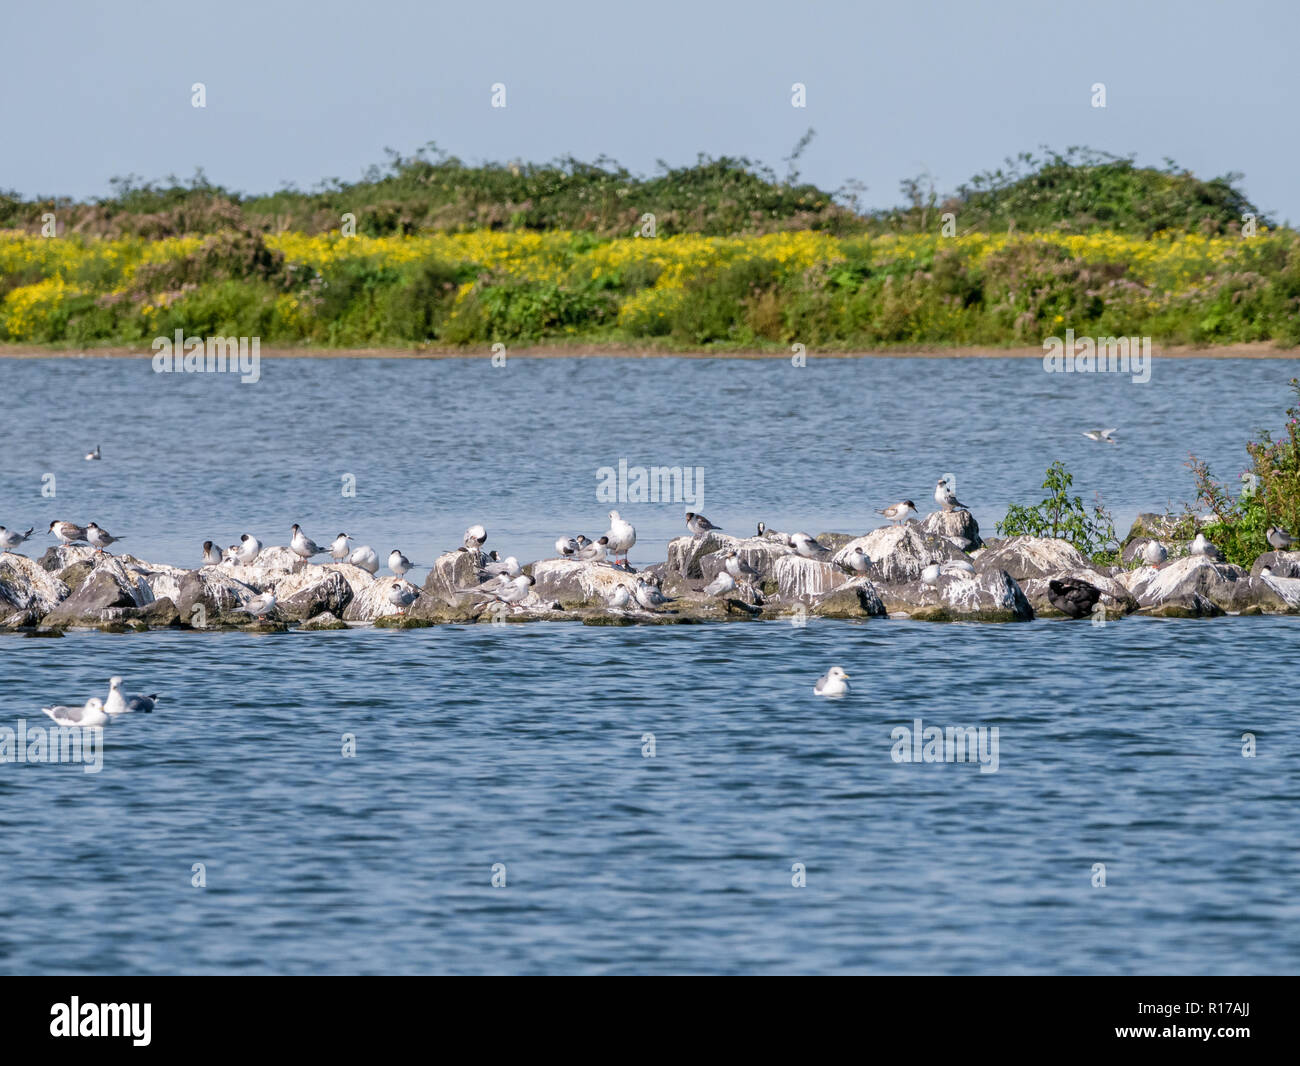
1, 341, 1297, 360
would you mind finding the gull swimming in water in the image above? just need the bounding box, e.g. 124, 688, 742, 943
1082, 428, 1118, 444
1267, 526, 1296, 551
634, 577, 674, 610
43, 698, 109, 727
85, 444, 101, 461
604, 511, 636, 566
330, 533, 352, 561
1142, 540, 1167, 568
201, 540, 223, 566
234, 533, 262, 566
877, 501, 917, 525
236, 590, 277, 620
49, 520, 88, 546
934, 478, 970, 513
685, 512, 721, 536
387, 580, 421, 614
791, 532, 830, 559
814, 666, 850, 698
290, 524, 327, 560
105, 676, 159, 715
724, 550, 762, 586
0, 526, 34, 553
388, 549, 412, 578
348, 545, 379, 574
85, 522, 122, 555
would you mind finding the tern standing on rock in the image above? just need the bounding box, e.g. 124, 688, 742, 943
482, 573, 535, 609
724, 550, 762, 586
201, 540, 223, 566
556, 536, 579, 557
634, 577, 674, 610
387, 581, 421, 615
330, 533, 352, 561
814, 667, 851, 698
1142, 540, 1167, 568
877, 501, 917, 525
235, 533, 262, 566
1190, 532, 1225, 561
843, 547, 871, 574
1267, 526, 1296, 551
49, 521, 88, 546
605, 511, 636, 566
606, 584, 631, 610
388, 549, 412, 578
237, 590, 277, 620
935, 478, 970, 513
348, 545, 379, 574
290, 524, 328, 560
685, 512, 721, 536
86, 522, 122, 555
699, 571, 737, 599
0, 526, 34, 553
463, 525, 488, 552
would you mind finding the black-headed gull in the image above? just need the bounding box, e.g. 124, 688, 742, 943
201, 540, 223, 566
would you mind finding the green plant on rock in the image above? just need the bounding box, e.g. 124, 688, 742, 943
997, 461, 1120, 561
1186, 378, 1300, 567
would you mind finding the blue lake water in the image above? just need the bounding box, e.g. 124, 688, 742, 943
1, 354, 1299, 974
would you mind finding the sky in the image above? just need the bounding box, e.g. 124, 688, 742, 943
4, 0, 1297, 221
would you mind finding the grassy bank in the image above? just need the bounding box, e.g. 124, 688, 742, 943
3, 146, 1295, 350
3, 228, 1299, 349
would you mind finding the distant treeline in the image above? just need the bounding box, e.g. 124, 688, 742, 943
0, 144, 1275, 240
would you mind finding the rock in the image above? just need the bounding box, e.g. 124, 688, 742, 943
809, 578, 888, 618
919, 509, 982, 550
420, 549, 490, 608
881, 569, 1034, 622
1120, 555, 1261, 615
0, 554, 70, 615
41, 559, 142, 626
271, 568, 353, 621
530, 558, 637, 609
666, 531, 745, 578
1, 608, 39, 630
832, 525, 967, 585
133, 597, 181, 628
301, 611, 348, 631
1251, 550, 1300, 579
1254, 570, 1300, 611
974, 536, 1092, 581
173, 568, 260, 626
768, 554, 843, 601
812, 532, 857, 552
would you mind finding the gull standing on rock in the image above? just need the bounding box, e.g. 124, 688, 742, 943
290, 524, 327, 560
0, 526, 34, 553
106, 676, 159, 715
791, 532, 830, 559
1142, 540, 1167, 568
605, 511, 636, 566
49, 520, 88, 546
1267, 526, 1296, 551
201, 540, 223, 566
235, 533, 262, 566
330, 533, 352, 561
935, 478, 970, 513
348, 545, 379, 574
685, 512, 721, 536
43, 698, 109, 727
388, 549, 412, 578
814, 667, 851, 698
85, 522, 122, 555
877, 501, 917, 525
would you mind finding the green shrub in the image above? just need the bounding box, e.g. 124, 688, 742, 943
998, 461, 1120, 562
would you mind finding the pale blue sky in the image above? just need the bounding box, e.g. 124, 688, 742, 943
5, 0, 1296, 220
